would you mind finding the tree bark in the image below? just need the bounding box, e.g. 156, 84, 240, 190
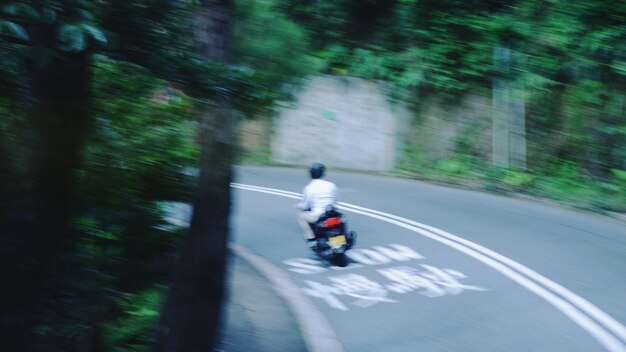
154, 1, 236, 351
0, 49, 91, 351
154, 106, 237, 352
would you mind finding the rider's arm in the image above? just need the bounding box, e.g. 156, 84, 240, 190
297, 185, 312, 210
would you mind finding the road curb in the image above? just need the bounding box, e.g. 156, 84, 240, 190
230, 244, 344, 352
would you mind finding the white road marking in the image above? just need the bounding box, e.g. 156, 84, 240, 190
300, 259, 487, 310
232, 182, 626, 352
283, 244, 422, 275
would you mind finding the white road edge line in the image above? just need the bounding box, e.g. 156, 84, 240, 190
232, 182, 626, 352
231, 243, 344, 352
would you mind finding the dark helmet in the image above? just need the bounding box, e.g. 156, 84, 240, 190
309, 162, 326, 179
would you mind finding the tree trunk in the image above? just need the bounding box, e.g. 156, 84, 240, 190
154, 1, 236, 351
0, 50, 91, 351
154, 106, 237, 352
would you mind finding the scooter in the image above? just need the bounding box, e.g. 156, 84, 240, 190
309, 205, 356, 267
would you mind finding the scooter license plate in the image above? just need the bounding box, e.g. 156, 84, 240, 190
329, 235, 347, 248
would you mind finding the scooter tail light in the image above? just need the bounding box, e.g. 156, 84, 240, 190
324, 217, 342, 227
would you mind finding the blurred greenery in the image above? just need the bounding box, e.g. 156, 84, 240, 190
1, 0, 625, 351
27, 55, 195, 352
238, 144, 273, 165
274, 0, 625, 213
0, 0, 312, 350
396, 149, 626, 213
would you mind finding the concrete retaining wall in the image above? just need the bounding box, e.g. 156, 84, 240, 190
411, 94, 492, 162
271, 75, 409, 171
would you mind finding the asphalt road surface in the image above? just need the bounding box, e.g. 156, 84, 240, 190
230, 165, 626, 352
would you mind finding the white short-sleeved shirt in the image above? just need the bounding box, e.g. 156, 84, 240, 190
301, 179, 338, 217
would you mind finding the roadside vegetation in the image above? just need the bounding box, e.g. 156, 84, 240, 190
0, 1, 312, 351
395, 151, 626, 215
244, 0, 626, 216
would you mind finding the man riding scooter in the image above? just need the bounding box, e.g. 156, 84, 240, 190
296, 162, 338, 248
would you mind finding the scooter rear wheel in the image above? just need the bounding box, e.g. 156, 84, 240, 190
333, 253, 348, 267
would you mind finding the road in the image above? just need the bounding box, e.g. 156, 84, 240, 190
230, 165, 626, 352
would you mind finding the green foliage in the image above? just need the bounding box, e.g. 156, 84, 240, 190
1, 0, 318, 348
36, 56, 197, 350
238, 144, 273, 165
348, 48, 390, 79
612, 169, 626, 184
0, 20, 28, 39
103, 286, 166, 352
58, 23, 107, 51
1, 0, 108, 52
86, 56, 198, 203
233, 0, 319, 112
435, 159, 468, 175
274, 0, 625, 211
501, 171, 535, 189
276, 0, 349, 47
235, 0, 314, 83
